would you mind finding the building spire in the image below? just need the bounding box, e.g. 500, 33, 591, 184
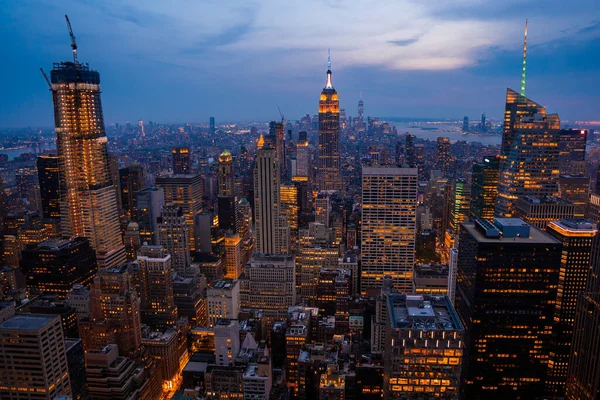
521, 19, 528, 97
325, 49, 333, 89
328, 48, 331, 71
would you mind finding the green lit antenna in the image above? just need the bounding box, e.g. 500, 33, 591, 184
521, 19, 528, 96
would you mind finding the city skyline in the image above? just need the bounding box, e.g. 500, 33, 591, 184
1, 1, 599, 127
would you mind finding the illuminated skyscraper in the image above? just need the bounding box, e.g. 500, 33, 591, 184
218, 150, 235, 197
280, 184, 299, 250
470, 156, 499, 220
361, 166, 418, 293
158, 204, 192, 276
49, 57, 125, 269
559, 129, 587, 175
295, 131, 310, 178
495, 88, 560, 217
210, 117, 215, 135
559, 174, 590, 217
546, 219, 597, 396
456, 218, 562, 398
37, 155, 61, 219
254, 147, 289, 254
450, 178, 471, 233
436, 137, 451, 177
317, 52, 341, 191
172, 147, 191, 175
516, 195, 575, 229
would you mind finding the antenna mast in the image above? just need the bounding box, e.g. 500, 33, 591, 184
328, 48, 331, 70
65, 14, 78, 65
521, 19, 528, 96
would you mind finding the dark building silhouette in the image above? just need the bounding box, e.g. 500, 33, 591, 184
470, 156, 500, 220
119, 164, 145, 218
37, 155, 61, 219
172, 147, 191, 175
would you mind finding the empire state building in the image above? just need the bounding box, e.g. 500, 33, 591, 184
317, 52, 341, 191
47, 17, 126, 269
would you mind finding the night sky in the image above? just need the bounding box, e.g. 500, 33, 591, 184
1, 0, 599, 127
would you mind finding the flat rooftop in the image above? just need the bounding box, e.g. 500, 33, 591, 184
0, 314, 57, 331
463, 221, 559, 244
387, 294, 463, 331
520, 195, 572, 205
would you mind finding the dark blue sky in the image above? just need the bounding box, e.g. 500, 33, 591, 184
1, 0, 599, 127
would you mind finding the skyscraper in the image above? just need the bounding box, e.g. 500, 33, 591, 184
450, 178, 471, 233
172, 147, 191, 175
546, 219, 597, 396
436, 137, 451, 177
210, 117, 215, 135
218, 150, 235, 197
158, 204, 192, 275
405, 134, 415, 168
295, 131, 310, 178
254, 147, 289, 254
462, 116, 469, 132
317, 52, 341, 191
136, 187, 165, 245
559, 129, 587, 175
470, 156, 500, 220
495, 88, 561, 217
456, 218, 562, 398
49, 57, 125, 269
119, 164, 145, 218
37, 155, 61, 219
361, 166, 418, 293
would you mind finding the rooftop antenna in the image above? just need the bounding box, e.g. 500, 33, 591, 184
65, 14, 78, 65
328, 48, 331, 71
521, 19, 528, 96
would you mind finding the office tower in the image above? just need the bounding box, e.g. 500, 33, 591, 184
315, 192, 331, 226
16, 167, 42, 213
218, 149, 235, 197
218, 195, 237, 232
371, 276, 395, 352
21, 237, 97, 299
254, 147, 289, 254
559, 174, 590, 217
436, 137, 451, 177
123, 221, 141, 260
495, 88, 561, 217
559, 129, 587, 175
384, 294, 464, 399
395, 142, 404, 166
456, 218, 562, 398
155, 173, 203, 250
545, 219, 597, 395
317, 53, 342, 191
224, 233, 244, 279
236, 197, 253, 263
64, 338, 88, 400
361, 166, 418, 293
136, 245, 178, 330
280, 184, 299, 250
215, 319, 240, 366
67, 283, 91, 321
450, 178, 471, 233
358, 93, 364, 122
412, 264, 450, 296
299, 241, 338, 304
470, 156, 500, 220
173, 273, 206, 325
85, 344, 157, 400
136, 187, 165, 245
295, 131, 310, 178
242, 254, 296, 323
79, 263, 142, 357
49, 60, 125, 269
119, 164, 145, 218
405, 134, 415, 167
565, 292, 600, 399
37, 155, 61, 219
269, 121, 285, 169
158, 204, 192, 275
463, 116, 469, 132
210, 116, 215, 135
27, 298, 79, 339
316, 268, 350, 321
142, 328, 183, 390
516, 195, 575, 229
0, 314, 71, 399
481, 112, 487, 131
588, 193, 600, 225
207, 279, 240, 325
172, 147, 191, 175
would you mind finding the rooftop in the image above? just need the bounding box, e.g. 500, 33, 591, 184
548, 218, 598, 234
0, 314, 58, 331
387, 294, 463, 331
464, 220, 559, 244
520, 195, 572, 205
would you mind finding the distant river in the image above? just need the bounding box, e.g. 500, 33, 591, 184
0, 142, 56, 161
394, 122, 502, 146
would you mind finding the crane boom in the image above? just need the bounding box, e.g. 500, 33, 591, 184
65, 14, 78, 65
40, 68, 52, 90
277, 106, 284, 123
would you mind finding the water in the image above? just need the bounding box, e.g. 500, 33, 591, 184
394, 122, 502, 146
0, 142, 56, 161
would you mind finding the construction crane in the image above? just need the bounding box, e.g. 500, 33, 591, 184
40, 68, 52, 90
277, 106, 284, 124
65, 14, 78, 65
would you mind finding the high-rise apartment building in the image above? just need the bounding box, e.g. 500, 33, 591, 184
436, 137, 451, 177
546, 219, 597, 396
37, 155, 61, 219
0, 314, 71, 400
470, 156, 499, 220
49, 61, 125, 269
254, 147, 289, 254
317, 55, 341, 191
155, 174, 203, 250
158, 204, 192, 275
172, 147, 191, 175
496, 88, 561, 217
119, 164, 145, 218
21, 237, 97, 299
207, 279, 240, 326
361, 166, 418, 293
136, 187, 165, 245
136, 245, 178, 330
224, 233, 244, 279
456, 218, 562, 398
384, 294, 464, 399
